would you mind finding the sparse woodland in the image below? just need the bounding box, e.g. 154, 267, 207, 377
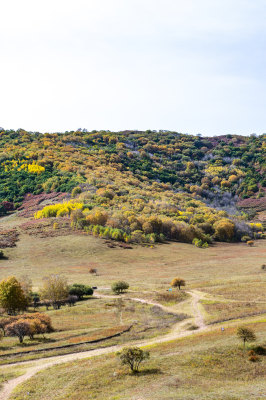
0, 129, 264, 246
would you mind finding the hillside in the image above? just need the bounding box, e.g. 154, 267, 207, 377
0, 129, 265, 246
0, 129, 265, 400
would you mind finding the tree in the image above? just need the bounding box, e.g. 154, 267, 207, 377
67, 295, 78, 306
171, 277, 186, 290
40, 275, 68, 309
117, 347, 150, 373
19, 275, 33, 305
6, 319, 30, 343
0, 317, 14, 336
68, 284, 93, 300
237, 327, 256, 348
111, 281, 129, 295
31, 292, 40, 309
0, 277, 28, 314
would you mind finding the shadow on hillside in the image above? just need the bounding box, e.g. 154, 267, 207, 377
136, 368, 163, 376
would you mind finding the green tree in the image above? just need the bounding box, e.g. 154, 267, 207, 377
237, 327, 256, 348
68, 284, 93, 300
111, 281, 129, 295
117, 347, 150, 373
0, 277, 28, 315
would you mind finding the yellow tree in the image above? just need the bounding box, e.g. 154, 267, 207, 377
0, 277, 28, 315
171, 277, 186, 290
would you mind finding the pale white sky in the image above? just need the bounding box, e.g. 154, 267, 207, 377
1, 0, 266, 135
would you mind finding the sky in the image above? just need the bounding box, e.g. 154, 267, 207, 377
1, 0, 266, 136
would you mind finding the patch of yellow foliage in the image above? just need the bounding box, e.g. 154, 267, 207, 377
2, 160, 45, 174
35, 201, 83, 219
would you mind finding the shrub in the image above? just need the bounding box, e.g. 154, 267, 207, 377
71, 186, 82, 198
241, 235, 251, 242
192, 238, 208, 248
89, 268, 98, 275
35, 201, 83, 219
68, 284, 93, 300
252, 345, 266, 355
5, 313, 53, 342
247, 240, 254, 247
117, 347, 150, 373
213, 219, 235, 242
249, 355, 259, 362
111, 281, 129, 295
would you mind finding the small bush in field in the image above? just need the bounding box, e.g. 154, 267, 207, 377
252, 345, 266, 355
249, 354, 259, 362
89, 268, 98, 275
241, 235, 251, 242
117, 347, 150, 373
112, 281, 129, 295
247, 240, 254, 247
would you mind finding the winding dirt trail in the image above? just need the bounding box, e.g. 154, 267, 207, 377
0, 289, 256, 400
0, 290, 204, 399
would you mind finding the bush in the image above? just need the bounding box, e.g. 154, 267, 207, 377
71, 186, 82, 197
213, 219, 235, 242
111, 281, 129, 295
247, 240, 254, 247
117, 347, 150, 373
68, 284, 93, 300
5, 312, 53, 342
192, 238, 208, 248
249, 355, 259, 362
252, 345, 266, 355
241, 235, 251, 242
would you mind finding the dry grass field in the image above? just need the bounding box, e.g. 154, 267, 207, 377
9, 320, 266, 400
0, 297, 181, 365
1, 214, 265, 298
0, 213, 265, 399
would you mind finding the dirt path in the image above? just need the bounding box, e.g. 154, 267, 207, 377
185, 291, 205, 329
95, 292, 183, 315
